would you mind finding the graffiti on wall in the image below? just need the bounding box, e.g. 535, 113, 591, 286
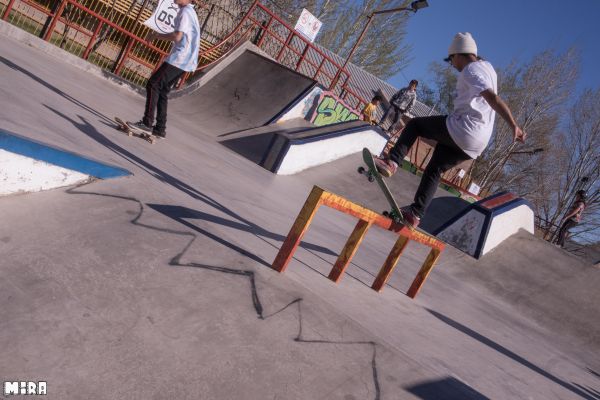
304, 91, 359, 126
276, 86, 361, 127
308, 93, 360, 126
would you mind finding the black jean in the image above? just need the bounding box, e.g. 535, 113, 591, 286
388, 115, 472, 217
379, 106, 404, 130
556, 219, 577, 247
389, 106, 405, 131
143, 62, 184, 134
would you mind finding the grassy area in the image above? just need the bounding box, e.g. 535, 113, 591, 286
6, 12, 44, 36
399, 160, 475, 202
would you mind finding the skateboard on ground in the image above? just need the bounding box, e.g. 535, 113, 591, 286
114, 117, 156, 144
358, 147, 406, 225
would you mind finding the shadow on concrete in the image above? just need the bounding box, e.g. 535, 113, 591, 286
0, 53, 332, 259
420, 196, 471, 234
147, 204, 336, 265
0, 55, 115, 126
220, 132, 276, 165
427, 309, 600, 400
588, 368, 600, 380
63, 185, 382, 399
404, 376, 490, 399
38, 101, 335, 260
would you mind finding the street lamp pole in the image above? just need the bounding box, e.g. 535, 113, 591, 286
330, 0, 429, 90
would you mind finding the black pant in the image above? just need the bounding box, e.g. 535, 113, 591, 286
389, 115, 471, 217
389, 106, 405, 131
380, 106, 404, 130
556, 219, 577, 247
144, 62, 184, 134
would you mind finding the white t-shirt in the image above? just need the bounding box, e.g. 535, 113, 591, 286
446, 60, 498, 158
165, 4, 200, 72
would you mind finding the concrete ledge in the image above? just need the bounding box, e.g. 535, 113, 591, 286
261, 121, 387, 175
0, 149, 91, 196
220, 120, 387, 175
434, 191, 535, 258
0, 129, 131, 195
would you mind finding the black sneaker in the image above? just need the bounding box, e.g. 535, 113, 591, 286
400, 206, 421, 228
129, 120, 153, 134
152, 130, 166, 139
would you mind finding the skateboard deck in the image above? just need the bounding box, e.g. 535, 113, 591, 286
114, 117, 156, 144
358, 147, 406, 225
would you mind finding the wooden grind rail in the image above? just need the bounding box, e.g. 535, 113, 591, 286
272, 186, 445, 299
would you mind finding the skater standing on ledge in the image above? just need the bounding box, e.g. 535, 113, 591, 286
375, 32, 526, 228
130, 0, 200, 138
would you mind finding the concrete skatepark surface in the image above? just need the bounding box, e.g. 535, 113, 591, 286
1, 31, 600, 400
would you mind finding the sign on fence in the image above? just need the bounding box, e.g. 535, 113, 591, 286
144, 0, 179, 33
468, 182, 481, 196
294, 9, 322, 43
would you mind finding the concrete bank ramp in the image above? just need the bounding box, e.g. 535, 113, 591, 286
170, 46, 316, 136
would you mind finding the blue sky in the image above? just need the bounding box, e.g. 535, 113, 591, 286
388, 0, 600, 94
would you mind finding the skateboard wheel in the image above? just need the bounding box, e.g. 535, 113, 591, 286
357, 166, 365, 174
368, 175, 374, 182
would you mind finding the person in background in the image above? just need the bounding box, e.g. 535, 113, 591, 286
556, 190, 587, 247
362, 95, 383, 125
380, 79, 418, 135
130, 0, 200, 138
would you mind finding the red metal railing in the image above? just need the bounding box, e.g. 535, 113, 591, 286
188, 2, 368, 110
2, 0, 368, 108
2, 0, 168, 84
273, 186, 445, 299
238, 2, 367, 110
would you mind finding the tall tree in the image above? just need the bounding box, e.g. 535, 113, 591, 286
320, 0, 413, 78
423, 61, 457, 114
535, 88, 600, 244
262, 0, 414, 78
471, 48, 580, 194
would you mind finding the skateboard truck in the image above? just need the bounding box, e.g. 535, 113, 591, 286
382, 209, 402, 223
357, 166, 375, 182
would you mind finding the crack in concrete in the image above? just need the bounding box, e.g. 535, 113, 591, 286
65, 184, 382, 399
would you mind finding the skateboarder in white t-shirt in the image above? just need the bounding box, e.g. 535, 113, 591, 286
375, 32, 526, 228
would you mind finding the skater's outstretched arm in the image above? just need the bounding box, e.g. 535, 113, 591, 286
481, 89, 526, 143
